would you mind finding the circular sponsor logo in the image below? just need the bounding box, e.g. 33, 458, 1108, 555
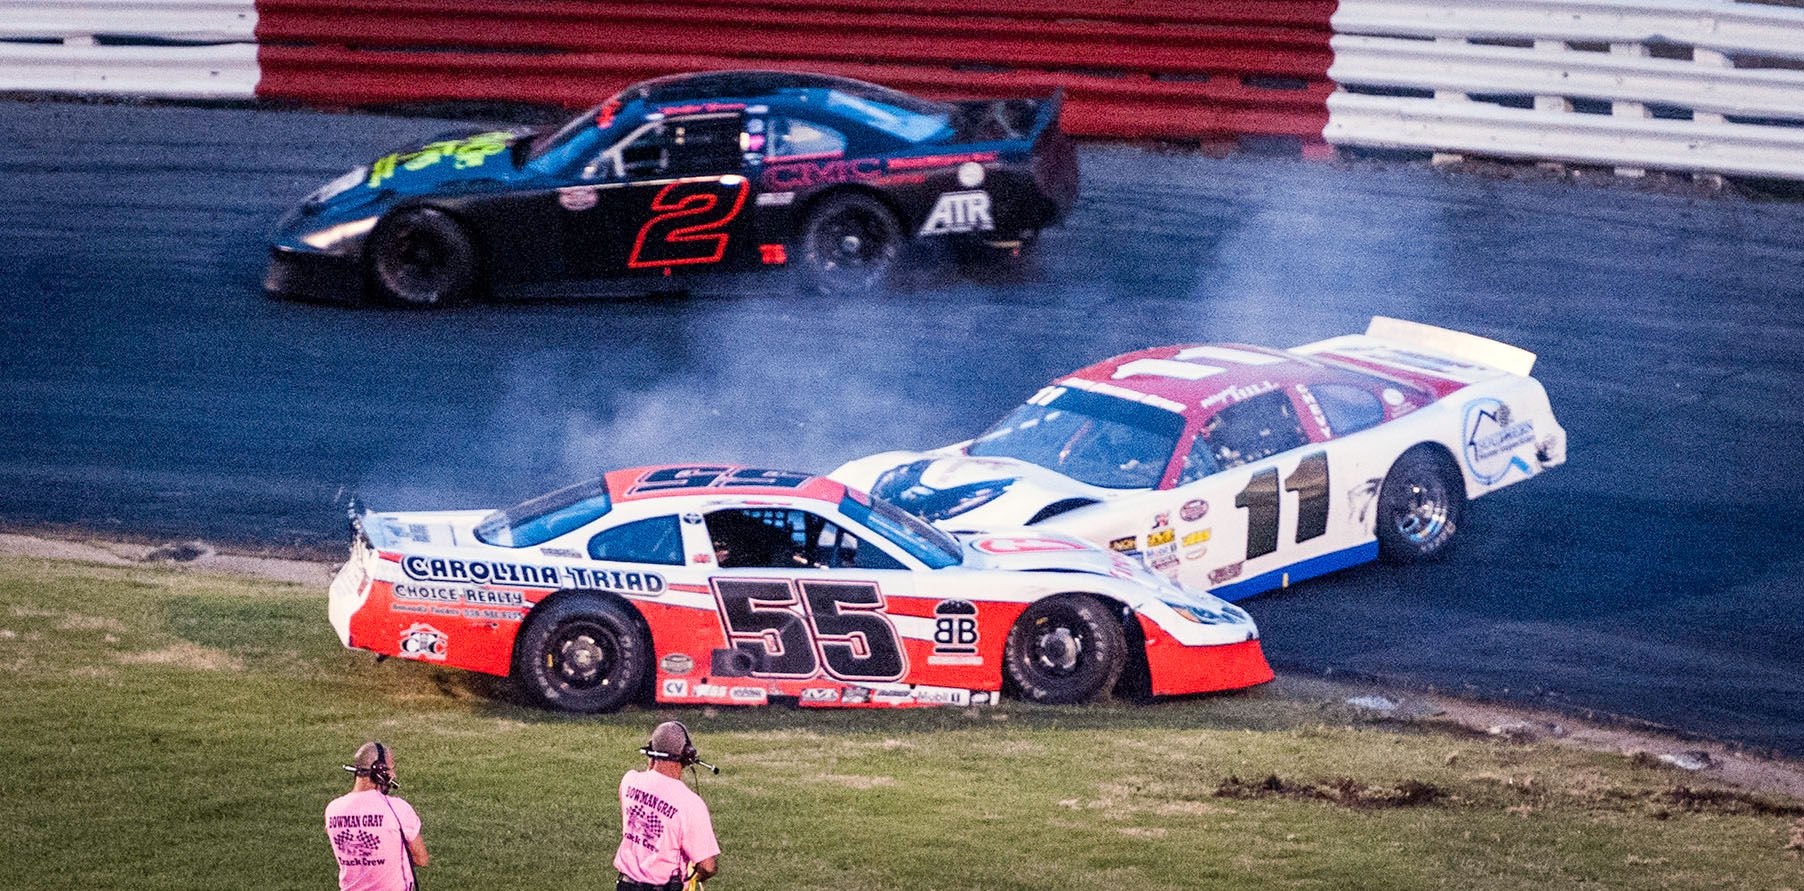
1382, 387, 1404, 406
660, 653, 695, 675
1180, 499, 1209, 522
957, 161, 985, 188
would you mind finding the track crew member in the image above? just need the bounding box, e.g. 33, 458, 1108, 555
326, 741, 429, 891
617, 721, 720, 891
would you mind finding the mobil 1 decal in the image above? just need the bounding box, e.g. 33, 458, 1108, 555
929, 600, 980, 666
1233, 452, 1328, 561
712, 578, 906, 681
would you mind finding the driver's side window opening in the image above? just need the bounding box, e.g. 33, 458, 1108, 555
704, 508, 901, 570
1198, 391, 1307, 470
607, 114, 745, 179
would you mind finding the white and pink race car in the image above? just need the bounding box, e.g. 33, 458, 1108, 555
832, 318, 1566, 601
329, 466, 1272, 713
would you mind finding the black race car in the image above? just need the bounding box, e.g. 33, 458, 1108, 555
266, 70, 1078, 306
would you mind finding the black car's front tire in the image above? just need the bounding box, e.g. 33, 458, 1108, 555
1004, 594, 1127, 704
1376, 445, 1465, 562
365, 206, 479, 307
796, 191, 901, 296
513, 595, 650, 713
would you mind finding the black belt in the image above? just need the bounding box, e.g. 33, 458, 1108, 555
617, 877, 682, 891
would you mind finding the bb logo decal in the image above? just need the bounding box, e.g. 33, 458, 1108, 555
930, 600, 981, 666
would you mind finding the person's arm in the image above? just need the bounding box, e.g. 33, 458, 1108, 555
691, 855, 718, 881
406, 834, 430, 868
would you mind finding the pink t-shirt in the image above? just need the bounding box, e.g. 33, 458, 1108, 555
325, 789, 422, 891
614, 769, 721, 885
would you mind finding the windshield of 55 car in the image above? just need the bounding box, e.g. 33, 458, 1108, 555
474, 477, 612, 548
966, 387, 1183, 489
840, 496, 962, 568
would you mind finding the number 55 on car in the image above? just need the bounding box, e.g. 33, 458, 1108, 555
328, 465, 1272, 712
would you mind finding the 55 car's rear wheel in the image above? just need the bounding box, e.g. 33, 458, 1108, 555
796, 191, 901, 296
366, 206, 478, 307
513, 596, 650, 713
1004, 594, 1127, 704
1376, 445, 1465, 562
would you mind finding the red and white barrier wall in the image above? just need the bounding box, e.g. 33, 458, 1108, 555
5, 0, 1804, 179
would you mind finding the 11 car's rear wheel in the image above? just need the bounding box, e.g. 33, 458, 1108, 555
1376, 445, 1465, 562
1004, 594, 1127, 704
366, 206, 478, 307
796, 191, 901, 295
513, 595, 650, 713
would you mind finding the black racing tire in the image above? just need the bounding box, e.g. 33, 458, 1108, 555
513, 595, 650, 713
365, 206, 479, 307
1003, 594, 1127, 705
1375, 445, 1465, 563
795, 191, 901, 296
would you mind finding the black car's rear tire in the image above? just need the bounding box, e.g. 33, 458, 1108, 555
796, 191, 901, 296
513, 595, 650, 713
366, 206, 478, 307
1004, 594, 1127, 704
1376, 445, 1465, 563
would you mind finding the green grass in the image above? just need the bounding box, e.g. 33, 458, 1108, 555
1, 556, 1799, 890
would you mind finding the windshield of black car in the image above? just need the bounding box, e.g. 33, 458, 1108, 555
839, 495, 962, 568
966, 386, 1185, 489
528, 99, 625, 160
473, 477, 613, 547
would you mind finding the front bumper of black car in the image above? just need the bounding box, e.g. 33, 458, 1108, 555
264, 246, 363, 302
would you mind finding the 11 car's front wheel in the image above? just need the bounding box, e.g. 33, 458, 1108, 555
1004, 594, 1127, 704
366, 206, 479, 307
513, 595, 650, 713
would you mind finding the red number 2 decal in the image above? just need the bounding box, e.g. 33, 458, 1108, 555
627, 178, 749, 269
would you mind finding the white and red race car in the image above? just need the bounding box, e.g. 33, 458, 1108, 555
833, 318, 1566, 601
328, 465, 1272, 712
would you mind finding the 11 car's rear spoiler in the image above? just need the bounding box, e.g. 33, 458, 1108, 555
1364, 317, 1537, 377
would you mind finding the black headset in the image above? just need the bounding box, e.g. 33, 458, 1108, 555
342, 740, 400, 794
640, 722, 719, 774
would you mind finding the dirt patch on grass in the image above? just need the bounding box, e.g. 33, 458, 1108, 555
1214, 773, 1445, 809
116, 642, 243, 672
1665, 785, 1804, 818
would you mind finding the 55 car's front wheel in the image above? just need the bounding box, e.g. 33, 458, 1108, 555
1004, 594, 1127, 704
1376, 445, 1465, 562
513, 595, 650, 713
366, 206, 479, 307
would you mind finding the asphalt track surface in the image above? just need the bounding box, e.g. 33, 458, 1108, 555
3, 101, 1802, 754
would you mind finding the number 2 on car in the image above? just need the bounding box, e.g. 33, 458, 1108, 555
627, 178, 748, 268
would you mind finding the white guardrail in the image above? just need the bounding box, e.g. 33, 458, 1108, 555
1328, 0, 1804, 179
0, 0, 257, 98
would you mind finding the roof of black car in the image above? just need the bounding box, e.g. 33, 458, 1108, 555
626, 70, 920, 106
